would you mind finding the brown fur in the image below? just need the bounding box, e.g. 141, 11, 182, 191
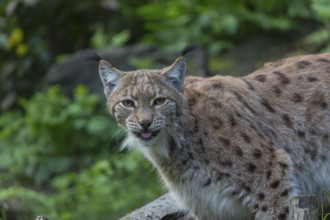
98, 53, 330, 220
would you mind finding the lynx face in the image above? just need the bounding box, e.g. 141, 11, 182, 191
98, 57, 186, 147
112, 82, 179, 146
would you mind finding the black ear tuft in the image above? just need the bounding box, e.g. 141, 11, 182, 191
84, 53, 102, 62
181, 43, 199, 56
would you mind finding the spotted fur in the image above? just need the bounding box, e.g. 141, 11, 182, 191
98, 53, 330, 220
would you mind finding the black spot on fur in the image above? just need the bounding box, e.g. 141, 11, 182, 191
232, 91, 257, 115
297, 130, 305, 138
221, 172, 231, 177
169, 136, 177, 153
261, 205, 268, 212
323, 134, 328, 140
310, 129, 317, 136
188, 152, 194, 160
235, 146, 244, 157
273, 71, 290, 84
216, 172, 231, 181
235, 111, 242, 118
188, 97, 196, 106
231, 190, 240, 196
244, 185, 252, 192
203, 177, 211, 186
271, 180, 280, 188
304, 148, 309, 154
229, 114, 237, 127
242, 79, 255, 91
282, 114, 292, 127
192, 165, 200, 170
261, 98, 276, 113
198, 138, 205, 149
281, 189, 290, 197
212, 82, 223, 90
242, 133, 251, 143
273, 86, 282, 96
247, 163, 257, 172
211, 117, 224, 129
295, 164, 303, 172
192, 120, 199, 132
233, 91, 243, 101
250, 124, 257, 131
278, 162, 289, 170
278, 213, 287, 220
321, 155, 327, 162
297, 60, 312, 69
321, 102, 328, 109
307, 76, 318, 82
219, 136, 231, 146
310, 149, 317, 161
266, 170, 272, 179
283, 146, 292, 154
255, 74, 266, 82
292, 93, 303, 103
244, 102, 257, 115
209, 97, 223, 109
258, 193, 265, 200
220, 160, 233, 167
253, 149, 262, 159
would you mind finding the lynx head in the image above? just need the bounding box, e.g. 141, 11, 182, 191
98, 55, 187, 149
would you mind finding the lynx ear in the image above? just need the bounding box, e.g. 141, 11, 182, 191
162, 56, 186, 92
99, 60, 122, 98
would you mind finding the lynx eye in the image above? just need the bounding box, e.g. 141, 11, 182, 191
153, 98, 166, 106
122, 100, 135, 108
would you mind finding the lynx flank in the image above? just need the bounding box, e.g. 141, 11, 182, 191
98, 48, 330, 220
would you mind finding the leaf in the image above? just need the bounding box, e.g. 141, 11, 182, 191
110, 30, 131, 47
312, 0, 330, 21
91, 25, 107, 49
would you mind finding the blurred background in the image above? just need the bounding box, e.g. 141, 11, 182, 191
0, 0, 329, 219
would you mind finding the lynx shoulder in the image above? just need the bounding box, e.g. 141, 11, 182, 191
98, 50, 330, 220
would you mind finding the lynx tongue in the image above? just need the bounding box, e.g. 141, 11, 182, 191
141, 132, 152, 139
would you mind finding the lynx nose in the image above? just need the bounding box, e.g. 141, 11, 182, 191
140, 120, 152, 130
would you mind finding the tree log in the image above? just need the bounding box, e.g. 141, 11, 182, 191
290, 195, 319, 220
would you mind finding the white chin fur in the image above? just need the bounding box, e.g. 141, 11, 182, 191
121, 130, 170, 159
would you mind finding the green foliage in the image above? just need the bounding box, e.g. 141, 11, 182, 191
1, 0, 330, 219
0, 85, 116, 186
1, 0, 329, 111
50, 152, 161, 220
91, 28, 131, 49
0, 86, 161, 219
136, 0, 312, 53
0, 0, 148, 110
305, 0, 330, 52
0, 187, 55, 219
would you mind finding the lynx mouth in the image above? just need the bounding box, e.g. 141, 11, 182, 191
133, 130, 160, 141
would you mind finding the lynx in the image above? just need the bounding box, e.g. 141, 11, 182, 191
97, 47, 330, 220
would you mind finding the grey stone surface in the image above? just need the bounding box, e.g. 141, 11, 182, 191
119, 193, 179, 220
